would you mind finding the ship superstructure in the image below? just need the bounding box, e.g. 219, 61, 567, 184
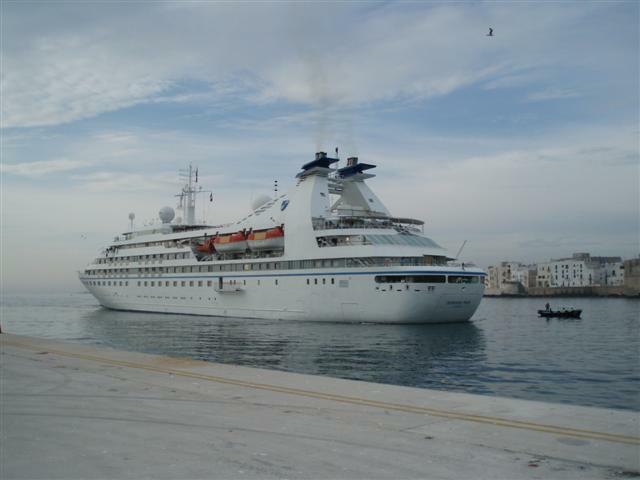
79, 153, 485, 323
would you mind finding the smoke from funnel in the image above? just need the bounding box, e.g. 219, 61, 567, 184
286, 6, 358, 155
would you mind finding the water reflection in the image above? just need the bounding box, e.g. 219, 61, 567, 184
81, 307, 485, 390
4, 293, 638, 410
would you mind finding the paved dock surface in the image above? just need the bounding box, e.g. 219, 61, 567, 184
1, 334, 638, 479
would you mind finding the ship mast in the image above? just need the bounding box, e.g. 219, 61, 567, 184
176, 164, 212, 225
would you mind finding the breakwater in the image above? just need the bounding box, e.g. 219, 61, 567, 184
485, 286, 639, 297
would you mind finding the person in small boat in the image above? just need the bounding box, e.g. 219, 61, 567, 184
545, 302, 550, 312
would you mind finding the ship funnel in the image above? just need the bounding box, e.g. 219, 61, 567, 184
346, 157, 358, 167
315, 152, 327, 161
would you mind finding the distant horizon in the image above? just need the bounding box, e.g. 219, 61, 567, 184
2, 1, 638, 293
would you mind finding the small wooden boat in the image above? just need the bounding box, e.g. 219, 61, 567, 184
538, 309, 582, 319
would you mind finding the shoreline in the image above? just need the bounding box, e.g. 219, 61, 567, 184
484, 293, 640, 298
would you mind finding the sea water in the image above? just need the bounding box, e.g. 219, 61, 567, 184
1, 292, 638, 411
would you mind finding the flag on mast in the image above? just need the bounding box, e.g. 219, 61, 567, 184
209, 193, 213, 202
195, 168, 198, 183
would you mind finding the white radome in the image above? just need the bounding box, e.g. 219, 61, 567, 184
159, 206, 175, 224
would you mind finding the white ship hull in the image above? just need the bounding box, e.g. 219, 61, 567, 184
80, 267, 484, 323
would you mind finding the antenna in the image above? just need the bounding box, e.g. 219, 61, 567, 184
128, 212, 135, 231
174, 164, 212, 225
455, 240, 468, 260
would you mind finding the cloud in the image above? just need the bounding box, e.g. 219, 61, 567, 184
3, 2, 635, 128
69, 171, 178, 192
0, 158, 89, 176
526, 88, 581, 102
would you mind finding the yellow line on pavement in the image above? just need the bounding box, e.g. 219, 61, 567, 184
4, 337, 639, 445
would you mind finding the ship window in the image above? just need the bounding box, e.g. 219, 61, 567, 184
144, 281, 148, 286
181, 281, 186, 287
173, 281, 178, 287
447, 275, 478, 284
306, 279, 310, 285
322, 278, 326, 285
151, 281, 155, 286
243, 280, 246, 285
207, 280, 212, 287
244, 264, 252, 271
257, 279, 261, 286
137, 281, 141, 286
189, 281, 194, 287
198, 281, 203, 287
331, 278, 335, 285
314, 278, 318, 285
275, 279, 278, 286
165, 281, 170, 287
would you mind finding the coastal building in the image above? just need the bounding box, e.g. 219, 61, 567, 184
514, 265, 537, 290
486, 262, 514, 290
486, 252, 633, 296
536, 262, 552, 288
623, 258, 640, 295
486, 262, 528, 295
604, 261, 624, 286
548, 253, 622, 288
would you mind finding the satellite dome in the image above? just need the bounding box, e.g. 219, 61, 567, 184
159, 206, 175, 224
251, 194, 272, 211
128, 212, 135, 221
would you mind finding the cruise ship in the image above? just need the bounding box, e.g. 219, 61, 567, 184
79, 152, 485, 323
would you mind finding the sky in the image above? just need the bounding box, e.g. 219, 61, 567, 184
1, 1, 638, 293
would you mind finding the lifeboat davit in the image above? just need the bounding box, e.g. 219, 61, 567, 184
214, 231, 248, 253
247, 226, 284, 251
195, 237, 216, 254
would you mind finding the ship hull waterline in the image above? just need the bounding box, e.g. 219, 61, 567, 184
81, 272, 484, 324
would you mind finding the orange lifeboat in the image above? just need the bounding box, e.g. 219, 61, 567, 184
247, 226, 284, 251
214, 231, 248, 253
196, 237, 216, 254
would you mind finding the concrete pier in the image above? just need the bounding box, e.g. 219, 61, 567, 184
1, 334, 638, 479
